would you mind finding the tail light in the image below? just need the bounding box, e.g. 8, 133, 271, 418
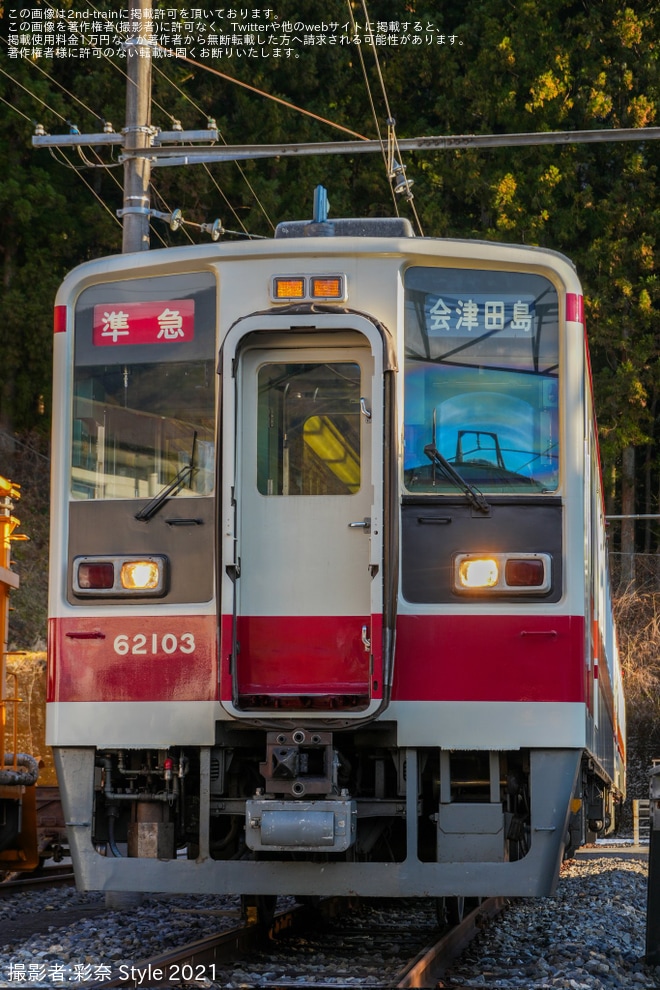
73, 555, 168, 597
454, 553, 551, 594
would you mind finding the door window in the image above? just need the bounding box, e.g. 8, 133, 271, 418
256, 362, 361, 496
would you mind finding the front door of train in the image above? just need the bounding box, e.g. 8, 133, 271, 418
227, 325, 383, 714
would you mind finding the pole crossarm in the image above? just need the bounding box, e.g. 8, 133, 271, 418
34, 126, 660, 166
117, 125, 660, 167
31, 128, 219, 149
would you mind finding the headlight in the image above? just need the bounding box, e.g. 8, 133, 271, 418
73, 555, 168, 597
454, 553, 551, 594
458, 557, 499, 588
121, 560, 161, 590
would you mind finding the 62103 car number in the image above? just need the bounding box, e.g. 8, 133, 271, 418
113, 633, 196, 656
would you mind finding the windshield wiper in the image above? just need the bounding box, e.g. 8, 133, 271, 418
423, 443, 490, 514
135, 432, 198, 522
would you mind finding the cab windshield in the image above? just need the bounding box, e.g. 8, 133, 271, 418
404, 266, 560, 495
71, 273, 216, 501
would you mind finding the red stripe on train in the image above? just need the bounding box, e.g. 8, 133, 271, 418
48, 616, 217, 702
234, 615, 371, 695
392, 614, 586, 703
49, 613, 585, 706
219, 615, 383, 703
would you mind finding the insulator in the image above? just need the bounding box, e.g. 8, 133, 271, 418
390, 160, 414, 197
201, 219, 224, 241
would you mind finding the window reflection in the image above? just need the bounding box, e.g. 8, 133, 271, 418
71, 274, 216, 501
72, 363, 215, 500
404, 268, 560, 494
257, 363, 361, 496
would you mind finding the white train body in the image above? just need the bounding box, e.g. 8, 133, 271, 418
47, 215, 625, 899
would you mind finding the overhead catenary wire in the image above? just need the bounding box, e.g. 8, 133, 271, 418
0, 430, 51, 463
67, 0, 365, 145
147, 45, 375, 231
80, 0, 273, 231
0, 60, 126, 234
176, 51, 372, 143
12, 2, 192, 247
61, 0, 275, 236
356, 0, 424, 235
0, 94, 33, 124
21, 1, 379, 235
15, 38, 104, 125
36, 4, 194, 246
41, 0, 180, 128
147, 61, 274, 234
0, 64, 67, 123
0, 43, 171, 247
49, 146, 123, 231
11, 6, 416, 237
3, 58, 191, 246
344, 0, 396, 214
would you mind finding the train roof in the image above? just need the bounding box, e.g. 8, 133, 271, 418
55, 219, 580, 304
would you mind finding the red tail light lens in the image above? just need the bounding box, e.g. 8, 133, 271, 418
505, 558, 546, 587
77, 561, 114, 590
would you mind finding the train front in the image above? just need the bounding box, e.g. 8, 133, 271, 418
47, 217, 624, 900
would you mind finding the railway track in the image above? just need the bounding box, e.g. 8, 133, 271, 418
89, 896, 506, 989
0, 863, 75, 896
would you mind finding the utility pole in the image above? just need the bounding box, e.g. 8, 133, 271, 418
31, 5, 218, 253
122, 0, 152, 254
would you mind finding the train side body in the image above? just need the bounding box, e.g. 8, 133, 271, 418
47, 222, 625, 899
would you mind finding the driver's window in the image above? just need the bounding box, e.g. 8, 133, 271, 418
404, 267, 559, 494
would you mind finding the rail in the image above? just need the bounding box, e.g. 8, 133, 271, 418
0, 866, 75, 896
89, 896, 504, 989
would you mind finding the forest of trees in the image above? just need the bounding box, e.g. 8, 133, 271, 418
2, 1, 660, 766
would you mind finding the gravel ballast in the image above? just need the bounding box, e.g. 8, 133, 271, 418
0, 855, 654, 988
444, 855, 653, 989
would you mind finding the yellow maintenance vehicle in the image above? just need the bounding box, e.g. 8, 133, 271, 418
0, 475, 39, 872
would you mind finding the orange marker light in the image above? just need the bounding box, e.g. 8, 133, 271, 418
273, 277, 305, 299
311, 276, 344, 299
